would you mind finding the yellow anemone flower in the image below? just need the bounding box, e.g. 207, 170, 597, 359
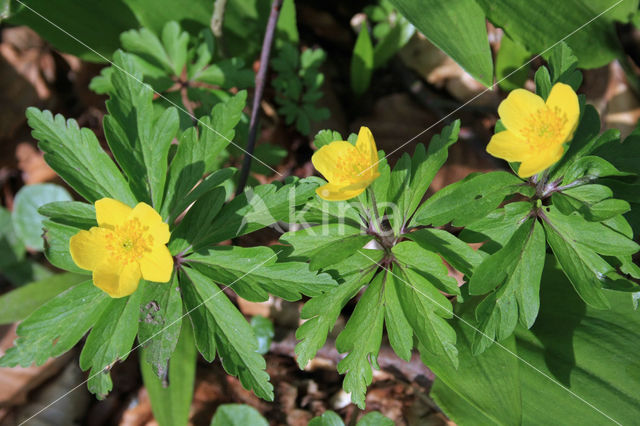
70, 198, 173, 298
312, 126, 380, 201
487, 82, 579, 178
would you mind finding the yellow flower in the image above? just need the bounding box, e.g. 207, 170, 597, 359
487, 83, 579, 178
70, 198, 173, 298
312, 126, 381, 201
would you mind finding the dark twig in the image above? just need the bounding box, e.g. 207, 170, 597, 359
236, 0, 283, 195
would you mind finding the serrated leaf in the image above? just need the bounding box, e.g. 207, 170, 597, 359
471, 220, 546, 354
309, 411, 344, 426
187, 246, 337, 301
0, 273, 87, 324
542, 208, 615, 309
138, 276, 183, 378
392, 241, 460, 296
26, 108, 136, 205
169, 187, 226, 254
42, 220, 86, 273
0, 281, 109, 367
80, 284, 145, 397
412, 171, 526, 227
384, 270, 413, 361
197, 179, 319, 246
357, 411, 394, 426
392, 264, 458, 367
563, 155, 631, 184
295, 250, 383, 368
38, 201, 96, 229
162, 91, 246, 219
408, 228, 486, 277
545, 42, 582, 89
180, 267, 274, 401
336, 272, 386, 408
105, 51, 179, 208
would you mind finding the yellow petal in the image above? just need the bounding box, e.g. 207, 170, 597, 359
131, 202, 170, 244
498, 89, 546, 137
93, 261, 141, 298
546, 82, 580, 142
95, 198, 132, 229
316, 180, 371, 201
355, 126, 379, 173
139, 244, 174, 282
69, 227, 109, 271
517, 145, 565, 178
486, 130, 530, 162
312, 141, 359, 184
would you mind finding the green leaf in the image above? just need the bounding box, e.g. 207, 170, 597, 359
408, 228, 486, 277
534, 66, 552, 99
295, 250, 382, 369
496, 35, 530, 91
357, 411, 394, 426
546, 41, 582, 89
122, 0, 212, 35
281, 223, 364, 258
309, 234, 373, 271
427, 308, 522, 425
412, 171, 526, 227
403, 120, 461, 223
476, 0, 635, 69
38, 201, 96, 229
516, 260, 640, 424
12, 183, 72, 250
0, 206, 25, 270
180, 267, 274, 401
309, 411, 344, 426
80, 284, 145, 397
389, 0, 493, 86
391, 264, 458, 367
138, 276, 183, 378
26, 108, 136, 205
336, 272, 386, 408
187, 246, 337, 301
563, 155, 631, 184
313, 129, 343, 149
42, 220, 86, 273
251, 316, 274, 355
470, 220, 546, 354
542, 208, 617, 309
169, 187, 226, 254
392, 241, 460, 296
0, 273, 86, 324
105, 51, 179, 207
197, 178, 319, 246
8, 0, 139, 62
211, 404, 268, 426
141, 319, 196, 426
544, 205, 639, 256
384, 268, 413, 361
0, 281, 109, 367
459, 201, 534, 254
162, 91, 246, 218
351, 25, 374, 95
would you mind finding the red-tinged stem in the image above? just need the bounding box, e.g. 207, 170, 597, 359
235, 0, 283, 195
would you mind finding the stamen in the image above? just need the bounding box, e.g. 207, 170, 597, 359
104, 217, 153, 265
519, 106, 568, 151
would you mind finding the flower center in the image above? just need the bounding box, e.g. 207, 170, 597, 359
333, 151, 369, 183
105, 217, 153, 265
520, 106, 568, 150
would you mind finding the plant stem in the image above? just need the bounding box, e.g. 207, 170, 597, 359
211, 0, 228, 38
368, 187, 382, 234
235, 0, 283, 195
